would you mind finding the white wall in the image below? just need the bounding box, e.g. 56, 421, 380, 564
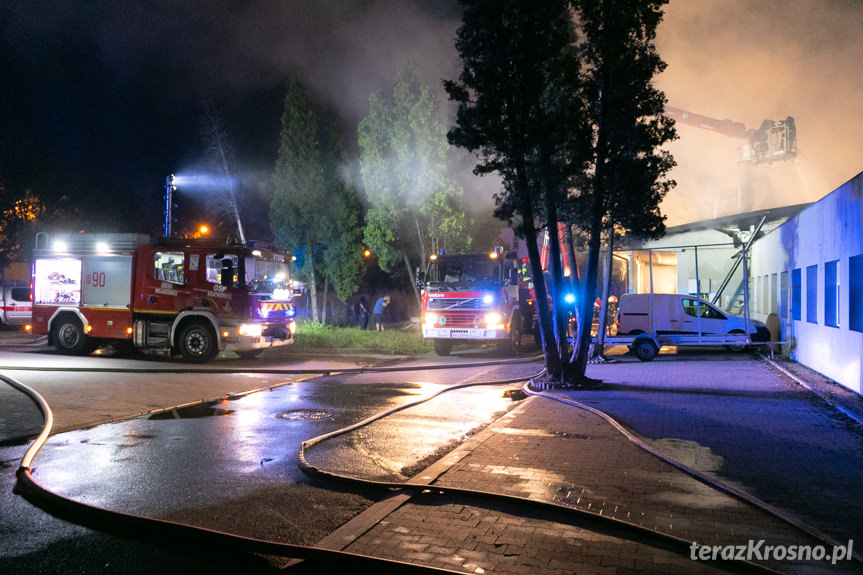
750, 171, 863, 395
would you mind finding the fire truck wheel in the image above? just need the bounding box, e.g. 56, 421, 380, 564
52, 316, 93, 355
503, 312, 522, 354
178, 321, 218, 363
433, 339, 453, 356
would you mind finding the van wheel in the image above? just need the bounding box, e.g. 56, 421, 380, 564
726, 330, 748, 352
178, 321, 218, 363
633, 337, 659, 361
434, 339, 453, 356
52, 316, 93, 355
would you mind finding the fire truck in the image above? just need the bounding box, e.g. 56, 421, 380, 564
417, 249, 534, 356
31, 232, 295, 362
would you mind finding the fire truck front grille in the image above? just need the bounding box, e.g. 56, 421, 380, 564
427, 298, 491, 311
440, 313, 481, 328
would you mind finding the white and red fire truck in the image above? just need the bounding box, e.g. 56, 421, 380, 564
418, 249, 535, 356
31, 232, 295, 362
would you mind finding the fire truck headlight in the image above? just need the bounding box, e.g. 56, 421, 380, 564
239, 323, 262, 337
424, 312, 438, 327
484, 312, 502, 327
289, 321, 296, 334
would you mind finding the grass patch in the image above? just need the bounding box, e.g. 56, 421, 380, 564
292, 322, 433, 355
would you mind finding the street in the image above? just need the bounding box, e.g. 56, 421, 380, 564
0, 341, 540, 574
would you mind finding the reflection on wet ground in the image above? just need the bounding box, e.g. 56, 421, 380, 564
148, 403, 235, 419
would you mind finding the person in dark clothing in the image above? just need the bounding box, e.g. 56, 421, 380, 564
358, 295, 370, 330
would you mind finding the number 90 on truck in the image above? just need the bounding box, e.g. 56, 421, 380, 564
31, 233, 296, 362
417, 249, 534, 356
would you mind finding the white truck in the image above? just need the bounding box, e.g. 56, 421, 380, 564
0, 281, 32, 326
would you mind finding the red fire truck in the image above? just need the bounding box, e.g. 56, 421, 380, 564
31, 232, 295, 362
418, 249, 534, 356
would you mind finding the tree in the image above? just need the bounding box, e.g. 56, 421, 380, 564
0, 187, 45, 275
271, 81, 329, 322
445, 0, 590, 379
447, 0, 676, 386
317, 109, 365, 309
200, 99, 245, 243
271, 82, 365, 323
566, 0, 677, 378
359, 63, 472, 310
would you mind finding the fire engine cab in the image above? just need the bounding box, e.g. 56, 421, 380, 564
418, 249, 534, 356
31, 232, 295, 362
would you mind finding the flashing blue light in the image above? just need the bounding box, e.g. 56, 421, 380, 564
483, 294, 494, 305
564, 293, 576, 305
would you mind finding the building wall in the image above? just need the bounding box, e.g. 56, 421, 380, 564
643, 229, 745, 310
750, 172, 863, 395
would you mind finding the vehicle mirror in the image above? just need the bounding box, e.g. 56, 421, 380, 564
415, 266, 424, 289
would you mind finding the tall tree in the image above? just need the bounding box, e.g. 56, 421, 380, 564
200, 99, 245, 243
447, 0, 676, 386
359, 63, 472, 310
317, 109, 365, 307
566, 0, 677, 378
271, 83, 365, 322
445, 0, 590, 378
271, 81, 329, 322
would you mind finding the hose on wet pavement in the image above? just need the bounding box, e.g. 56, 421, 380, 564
3, 372, 465, 574
6, 354, 861, 572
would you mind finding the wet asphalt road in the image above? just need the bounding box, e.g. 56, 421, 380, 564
0, 343, 542, 573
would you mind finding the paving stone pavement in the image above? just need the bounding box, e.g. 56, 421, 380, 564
326, 354, 863, 575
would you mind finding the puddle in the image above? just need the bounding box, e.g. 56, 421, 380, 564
275, 409, 333, 421
149, 403, 235, 420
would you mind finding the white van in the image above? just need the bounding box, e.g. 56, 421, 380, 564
615, 293, 769, 358
0, 281, 32, 325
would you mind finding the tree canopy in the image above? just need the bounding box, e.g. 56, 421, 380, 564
447, 0, 676, 385
359, 63, 473, 308
271, 80, 364, 322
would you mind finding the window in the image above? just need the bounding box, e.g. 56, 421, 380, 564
755, 276, 762, 314
825, 259, 839, 328
791, 268, 801, 321
682, 299, 726, 320
770, 273, 778, 314
206, 253, 239, 287
10, 287, 30, 302
779, 271, 789, 318
850, 255, 863, 333
806, 264, 818, 324
154, 252, 184, 285
761, 275, 768, 314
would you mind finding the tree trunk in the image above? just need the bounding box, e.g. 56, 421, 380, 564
321, 276, 330, 324
523, 216, 562, 378
306, 238, 319, 323
591, 228, 614, 358
403, 251, 422, 314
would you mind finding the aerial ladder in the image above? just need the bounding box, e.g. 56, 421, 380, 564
665, 107, 797, 165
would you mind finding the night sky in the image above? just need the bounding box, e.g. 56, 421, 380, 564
2, 1, 862, 239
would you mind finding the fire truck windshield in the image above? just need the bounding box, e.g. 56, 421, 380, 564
427, 258, 502, 287
245, 257, 292, 299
